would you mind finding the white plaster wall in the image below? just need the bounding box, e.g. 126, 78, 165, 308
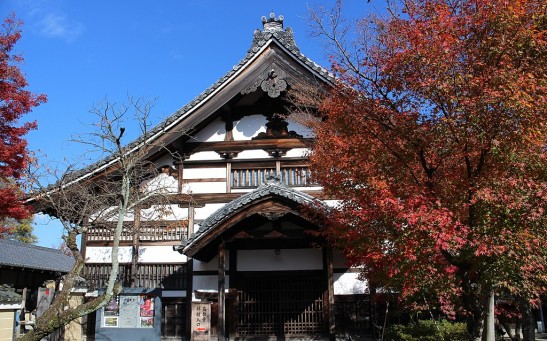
140, 173, 178, 194
85, 246, 186, 263
284, 148, 309, 158
194, 204, 227, 220
334, 272, 368, 295
291, 186, 323, 192
183, 167, 226, 179
187, 151, 222, 161
92, 207, 135, 222
86, 246, 132, 263
193, 253, 230, 271
140, 205, 188, 221
138, 246, 187, 263
234, 149, 271, 159
233, 115, 266, 140
230, 188, 255, 194
193, 117, 226, 142
238, 249, 323, 271
192, 275, 220, 292
185, 181, 226, 194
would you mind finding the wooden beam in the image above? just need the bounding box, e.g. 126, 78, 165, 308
183, 138, 311, 153
218, 241, 226, 341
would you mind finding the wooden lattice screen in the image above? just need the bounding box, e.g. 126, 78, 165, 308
83, 263, 186, 289
237, 275, 326, 337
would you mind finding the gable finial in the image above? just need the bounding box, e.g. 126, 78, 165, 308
261, 13, 284, 32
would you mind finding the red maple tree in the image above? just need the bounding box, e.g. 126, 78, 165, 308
0, 14, 46, 235
307, 0, 546, 338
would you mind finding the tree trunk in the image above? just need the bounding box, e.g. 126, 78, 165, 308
520, 298, 536, 341
467, 309, 484, 341
482, 291, 495, 341
131, 206, 141, 287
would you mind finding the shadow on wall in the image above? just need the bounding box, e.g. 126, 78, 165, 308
234, 115, 266, 138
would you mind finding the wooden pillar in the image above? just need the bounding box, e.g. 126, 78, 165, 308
218, 241, 226, 341
323, 247, 336, 340
81, 216, 89, 259
185, 258, 194, 341
174, 157, 185, 194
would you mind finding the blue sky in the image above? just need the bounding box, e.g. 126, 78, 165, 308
1, 1, 381, 247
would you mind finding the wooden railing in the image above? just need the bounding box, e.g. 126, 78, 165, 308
82, 263, 186, 290
231, 168, 276, 188
86, 221, 187, 243
231, 166, 316, 189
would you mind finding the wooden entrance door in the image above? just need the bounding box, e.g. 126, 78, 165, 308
236, 272, 326, 339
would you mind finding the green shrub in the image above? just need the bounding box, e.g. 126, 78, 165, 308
383, 319, 468, 341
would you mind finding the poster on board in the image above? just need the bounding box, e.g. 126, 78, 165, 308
102, 295, 155, 328
118, 296, 139, 328
139, 295, 154, 317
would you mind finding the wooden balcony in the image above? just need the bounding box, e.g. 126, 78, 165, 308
82, 263, 186, 290
86, 221, 187, 243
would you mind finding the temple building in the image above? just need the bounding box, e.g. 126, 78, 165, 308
43, 14, 371, 341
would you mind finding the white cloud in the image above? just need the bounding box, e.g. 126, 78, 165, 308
38, 13, 85, 42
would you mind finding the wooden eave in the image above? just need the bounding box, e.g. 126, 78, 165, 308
184, 197, 319, 262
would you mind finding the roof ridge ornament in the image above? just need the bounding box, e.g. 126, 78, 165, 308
264, 173, 282, 185
262, 13, 284, 32
252, 13, 299, 52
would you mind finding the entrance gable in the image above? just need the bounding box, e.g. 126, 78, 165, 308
179, 177, 324, 260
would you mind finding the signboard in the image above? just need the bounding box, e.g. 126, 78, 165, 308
191, 302, 211, 341
36, 288, 55, 317
103, 295, 155, 328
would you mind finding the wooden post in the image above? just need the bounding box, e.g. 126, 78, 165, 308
174, 158, 184, 194
186, 258, 194, 341
218, 241, 226, 341
324, 247, 336, 341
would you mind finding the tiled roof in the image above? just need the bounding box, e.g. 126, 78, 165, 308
0, 239, 75, 273
50, 15, 333, 190
181, 177, 323, 253
0, 284, 21, 304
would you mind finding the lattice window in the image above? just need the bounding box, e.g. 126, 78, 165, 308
82, 263, 186, 289
237, 276, 326, 337
86, 221, 187, 243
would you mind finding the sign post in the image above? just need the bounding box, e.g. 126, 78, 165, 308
191, 302, 211, 341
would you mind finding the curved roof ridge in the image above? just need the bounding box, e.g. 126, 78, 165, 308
183, 179, 322, 251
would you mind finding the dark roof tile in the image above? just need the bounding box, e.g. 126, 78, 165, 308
0, 285, 21, 304
0, 239, 74, 273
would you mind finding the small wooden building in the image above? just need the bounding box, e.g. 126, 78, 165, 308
45, 14, 370, 341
